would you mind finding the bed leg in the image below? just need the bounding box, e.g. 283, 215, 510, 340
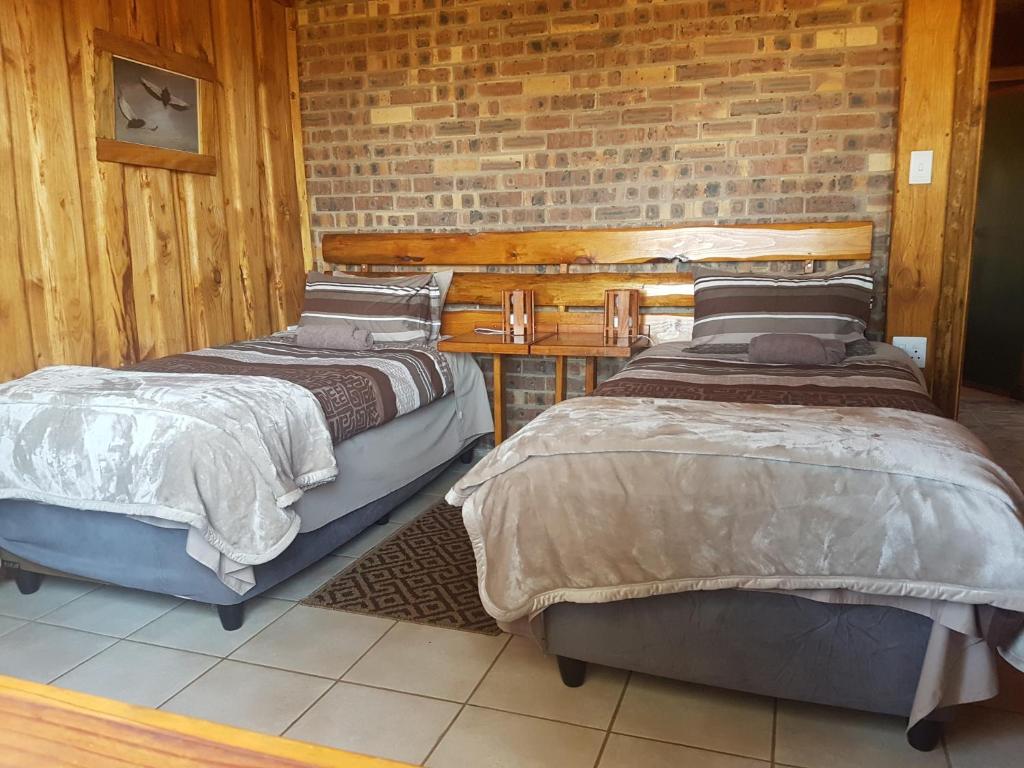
14, 570, 42, 595
375, 514, 391, 525
459, 447, 475, 464
557, 656, 587, 688
217, 603, 245, 631
907, 719, 943, 752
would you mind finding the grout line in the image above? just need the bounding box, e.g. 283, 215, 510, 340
604, 728, 778, 764
771, 697, 778, 764
153, 653, 224, 710
420, 632, 512, 765
40, 629, 118, 686
592, 668, 631, 768
158, 657, 229, 711
278, 618, 402, 738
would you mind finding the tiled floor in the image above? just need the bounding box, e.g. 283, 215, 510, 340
1, 404, 1023, 766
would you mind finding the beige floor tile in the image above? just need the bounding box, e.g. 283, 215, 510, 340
231, 605, 393, 678
263, 556, 354, 601
0, 622, 115, 683
612, 675, 774, 760
129, 597, 292, 657
945, 705, 1024, 768
774, 700, 946, 768
390, 492, 444, 524
38, 585, 182, 637
426, 706, 604, 768
161, 660, 330, 735
420, 464, 473, 498
599, 733, 770, 768
0, 614, 25, 638
344, 621, 507, 701
470, 635, 627, 728
54, 640, 217, 707
333, 522, 404, 557
0, 576, 97, 620
286, 682, 459, 765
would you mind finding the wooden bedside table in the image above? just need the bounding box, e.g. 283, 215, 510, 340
439, 329, 648, 443
438, 330, 554, 444
530, 332, 650, 402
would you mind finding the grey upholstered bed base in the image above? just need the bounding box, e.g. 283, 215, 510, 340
539, 590, 945, 750
0, 446, 471, 623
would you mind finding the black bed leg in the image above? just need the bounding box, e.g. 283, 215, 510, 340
459, 447, 475, 464
375, 514, 391, 525
557, 656, 587, 688
907, 719, 943, 752
217, 603, 245, 631
14, 570, 42, 595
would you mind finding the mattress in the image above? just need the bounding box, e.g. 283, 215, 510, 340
294, 350, 492, 532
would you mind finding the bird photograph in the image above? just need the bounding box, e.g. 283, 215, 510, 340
116, 89, 158, 131
140, 76, 192, 111
112, 56, 199, 154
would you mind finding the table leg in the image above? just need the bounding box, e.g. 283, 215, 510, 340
584, 357, 597, 394
554, 356, 567, 403
492, 354, 505, 444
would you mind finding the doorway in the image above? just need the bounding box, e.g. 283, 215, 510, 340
961, 0, 1024, 400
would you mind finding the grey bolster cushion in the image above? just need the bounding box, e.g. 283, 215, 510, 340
748, 333, 846, 365
296, 323, 373, 351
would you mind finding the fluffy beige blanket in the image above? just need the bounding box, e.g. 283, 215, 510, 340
447, 396, 1024, 624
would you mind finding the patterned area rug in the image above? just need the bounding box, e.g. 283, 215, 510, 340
302, 502, 501, 636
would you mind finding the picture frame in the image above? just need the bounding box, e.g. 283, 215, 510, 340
93, 28, 218, 175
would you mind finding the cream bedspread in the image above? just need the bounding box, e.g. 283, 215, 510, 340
0, 366, 338, 593
447, 397, 1024, 628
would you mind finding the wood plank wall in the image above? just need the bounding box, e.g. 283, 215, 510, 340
886, 0, 995, 415
0, 0, 308, 382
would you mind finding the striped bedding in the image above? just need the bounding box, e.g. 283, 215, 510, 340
300, 271, 440, 344
131, 332, 454, 443
692, 267, 874, 343
594, 339, 940, 415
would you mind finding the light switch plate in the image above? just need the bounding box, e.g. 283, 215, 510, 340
892, 336, 927, 368
909, 150, 933, 185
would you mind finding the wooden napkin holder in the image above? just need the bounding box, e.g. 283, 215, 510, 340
603, 289, 640, 341
502, 289, 536, 340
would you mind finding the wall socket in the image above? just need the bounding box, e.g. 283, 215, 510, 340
892, 336, 927, 368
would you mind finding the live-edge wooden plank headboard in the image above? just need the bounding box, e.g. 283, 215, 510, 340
320, 222, 873, 335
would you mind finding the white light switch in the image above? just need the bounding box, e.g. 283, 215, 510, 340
909, 150, 933, 185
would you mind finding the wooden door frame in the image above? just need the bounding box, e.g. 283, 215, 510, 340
887, 0, 996, 418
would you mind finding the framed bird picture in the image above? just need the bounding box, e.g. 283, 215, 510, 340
93, 29, 217, 175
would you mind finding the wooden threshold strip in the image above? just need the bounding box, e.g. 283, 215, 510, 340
0, 674, 409, 768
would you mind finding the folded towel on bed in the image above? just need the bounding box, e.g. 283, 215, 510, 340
749, 333, 846, 365
296, 323, 373, 351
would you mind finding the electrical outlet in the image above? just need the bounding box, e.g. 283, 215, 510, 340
892, 336, 927, 368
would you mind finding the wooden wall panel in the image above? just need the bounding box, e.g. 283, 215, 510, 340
253, 0, 306, 328
0, 0, 306, 381
0, 0, 94, 370
62, 0, 138, 368
931, 0, 996, 416
886, 0, 962, 373
161, 0, 234, 349
886, 0, 996, 415
211, 0, 272, 341
0, 53, 35, 380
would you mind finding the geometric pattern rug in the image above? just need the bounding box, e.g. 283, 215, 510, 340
302, 501, 501, 636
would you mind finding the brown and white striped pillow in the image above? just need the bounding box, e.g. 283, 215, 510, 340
692, 266, 873, 343
299, 272, 439, 344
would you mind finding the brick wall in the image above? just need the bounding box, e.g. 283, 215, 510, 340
296, 0, 903, 436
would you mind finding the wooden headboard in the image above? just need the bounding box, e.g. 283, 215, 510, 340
321, 222, 873, 335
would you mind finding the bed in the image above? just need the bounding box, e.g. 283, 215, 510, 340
349, 222, 1024, 754
0, 269, 494, 630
